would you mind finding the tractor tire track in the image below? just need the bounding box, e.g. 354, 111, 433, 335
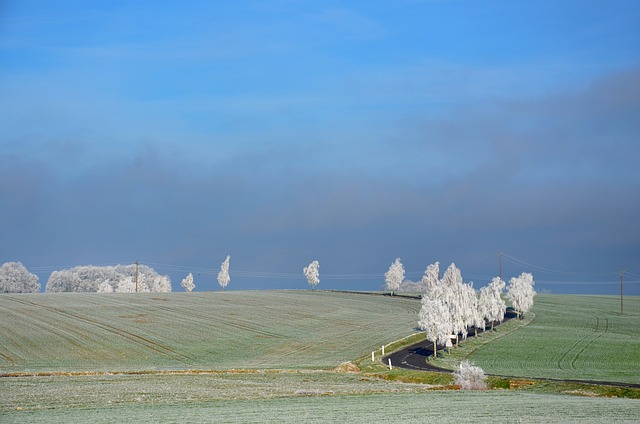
570, 316, 608, 370
557, 315, 605, 371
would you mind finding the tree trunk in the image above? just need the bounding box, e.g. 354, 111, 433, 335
433, 340, 437, 359
491, 321, 494, 332
455, 334, 459, 348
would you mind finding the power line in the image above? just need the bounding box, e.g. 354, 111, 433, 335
13, 256, 639, 286
499, 253, 613, 277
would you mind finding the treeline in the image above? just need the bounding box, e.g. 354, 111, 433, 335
0, 262, 171, 293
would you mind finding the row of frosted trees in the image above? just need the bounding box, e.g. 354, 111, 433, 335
0, 257, 233, 293
408, 261, 536, 357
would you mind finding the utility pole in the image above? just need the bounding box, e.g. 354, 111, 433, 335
135, 259, 139, 293
497, 252, 503, 281
618, 270, 625, 315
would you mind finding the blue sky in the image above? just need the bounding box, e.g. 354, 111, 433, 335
1, 0, 639, 293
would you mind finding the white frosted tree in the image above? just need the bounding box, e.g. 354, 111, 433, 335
116, 276, 137, 293
479, 277, 506, 331
217, 255, 231, 291
460, 282, 483, 338
384, 258, 404, 296
440, 263, 467, 346
181, 273, 195, 292
421, 262, 440, 294
454, 360, 488, 390
440, 262, 463, 288
0, 262, 40, 293
303, 260, 320, 290
507, 272, 536, 319
97, 281, 114, 293
418, 290, 452, 359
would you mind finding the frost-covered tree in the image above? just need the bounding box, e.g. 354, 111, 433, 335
45, 264, 171, 293
0, 262, 40, 293
217, 255, 231, 290
479, 277, 506, 331
303, 260, 320, 290
116, 276, 137, 293
97, 280, 114, 293
440, 263, 468, 346
418, 289, 452, 359
421, 262, 440, 294
507, 272, 536, 319
384, 258, 404, 296
461, 282, 483, 337
454, 360, 487, 390
181, 273, 195, 292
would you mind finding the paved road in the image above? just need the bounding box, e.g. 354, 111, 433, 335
384, 315, 512, 373
384, 339, 451, 372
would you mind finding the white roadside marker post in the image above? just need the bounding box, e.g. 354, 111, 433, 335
388, 358, 392, 370
372, 351, 375, 362
382, 345, 385, 356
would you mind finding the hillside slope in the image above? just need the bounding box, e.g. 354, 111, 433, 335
0, 290, 419, 372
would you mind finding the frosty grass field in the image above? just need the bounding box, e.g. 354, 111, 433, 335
1, 290, 638, 422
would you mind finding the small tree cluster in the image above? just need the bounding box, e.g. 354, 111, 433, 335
45, 264, 171, 293
0, 262, 40, 293
303, 260, 320, 290
454, 360, 487, 390
507, 272, 536, 318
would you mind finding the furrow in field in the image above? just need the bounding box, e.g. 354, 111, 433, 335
0, 349, 16, 365
0, 300, 110, 363
4, 297, 194, 364
154, 303, 284, 339
0, 300, 115, 365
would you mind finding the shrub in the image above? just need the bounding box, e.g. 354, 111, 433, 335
454, 360, 487, 390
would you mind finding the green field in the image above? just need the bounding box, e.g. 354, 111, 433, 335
3, 387, 639, 423
464, 294, 640, 384
0, 290, 419, 372
1, 291, 638, 422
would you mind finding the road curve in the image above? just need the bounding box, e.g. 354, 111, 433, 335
384, 339, 451, 373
